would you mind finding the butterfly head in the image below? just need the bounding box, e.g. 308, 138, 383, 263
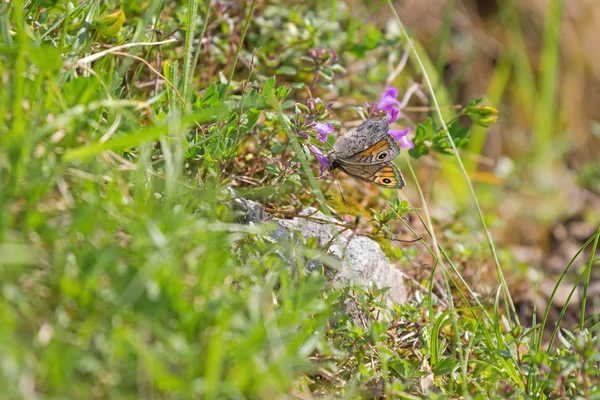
326, 153, 340, 171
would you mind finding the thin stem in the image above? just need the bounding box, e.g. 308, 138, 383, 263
72, 38, 177, 66
386, 0, 519, 327
404, 158, 467, 391
191, 0, 212, 88
223, 0, 257, 99
111, 52, 189, 111
580, 226, 600, 331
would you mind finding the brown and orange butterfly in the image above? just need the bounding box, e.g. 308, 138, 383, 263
326, 118, 405, 189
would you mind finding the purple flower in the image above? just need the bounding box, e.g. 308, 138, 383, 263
307, 48, 338, 64
298, 131, 309, 140
382, 86, 399, 98
398, 135, 414, 149
388, 127, 410, 140
386, 106, 399, 124
309, 145, 329, 177
388, 128, 414, 149
315, 122, 334, 143
377, 87, 402, 123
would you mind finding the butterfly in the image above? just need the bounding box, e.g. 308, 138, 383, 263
326, 118, 405, 189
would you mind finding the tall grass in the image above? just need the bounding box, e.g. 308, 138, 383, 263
384, 0, 599, 396
385, 1, 517, 324
0, 2, 329, 398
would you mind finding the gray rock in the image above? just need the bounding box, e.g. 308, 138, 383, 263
272, 208, 406, 305
230, 197, 270, 224
228, 193, 407, 305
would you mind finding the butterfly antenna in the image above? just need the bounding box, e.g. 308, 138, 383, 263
333, 172, 346, 203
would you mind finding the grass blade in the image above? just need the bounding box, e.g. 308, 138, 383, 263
183, 0, 199, 102
386, 0, 519, 327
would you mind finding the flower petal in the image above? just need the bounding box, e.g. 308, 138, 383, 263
309, 145, 330, 176
315, 122, 334, 143
382, 86, 399, 99
377, 96, 401, 123
298, 131, 309, 140
398, 135, 414, 149
377, 95, 401, 111
388, 127, 410, 140
387, 107, 399, 123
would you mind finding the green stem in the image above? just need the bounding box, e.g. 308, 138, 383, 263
579, 225, 600, 331
223, 0, 257, 99
404, 158, 467, 393
386, 0, 519, 327
190, 0, 212, 89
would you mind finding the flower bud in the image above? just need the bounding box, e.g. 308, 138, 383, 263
94, 10, 125, 37
466, 105, 498, 127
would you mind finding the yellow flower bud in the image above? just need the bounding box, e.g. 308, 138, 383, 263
466, 105, 498, 127
94, 10, 125, 37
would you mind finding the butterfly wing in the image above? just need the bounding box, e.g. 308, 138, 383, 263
337, 162, 405, 189
331, 118, 389, 160
336, 136, 400, 165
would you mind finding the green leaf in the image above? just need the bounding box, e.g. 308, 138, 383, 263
272, 144, 286, 153
30, 46, 62, 73
276, 66, 297, 75
496, 349, 513, 359
415, 118, 435, 141
408, 145, 430, 159
448, 121, 469, 141
432, 357, 458, 376
330, 64, 346, 73
274, 86, 291, 100
263, 76, 275, 96
464, 97, 483, 111
318, 69, 334, 80
363, 25, 382, 50
199, 84, 224, 106
296, 103, 309, 113
266, 164, 279, 175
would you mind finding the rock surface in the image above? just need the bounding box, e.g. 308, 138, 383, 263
232, 197, 407, 305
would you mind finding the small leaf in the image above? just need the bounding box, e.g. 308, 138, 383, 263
30, 46, 62, 73
276, 66, 297, 75
363, 25, 382, 50
263, 76, 275, 96
330, 64, 346, 73
464, 97, 483, 112
271, 144, 285, 154
274, 86, 291, 100
296, 103, 310, 113
408, 144, 430, 159
431, 357, 458, 376
318, 69, 334, 80
265, 164, 279, 175
496, 349, 513, 359
415, 118, 435, 141
200, 84, 221, 106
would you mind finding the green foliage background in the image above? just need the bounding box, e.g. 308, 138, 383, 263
1, 0, 599, 398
